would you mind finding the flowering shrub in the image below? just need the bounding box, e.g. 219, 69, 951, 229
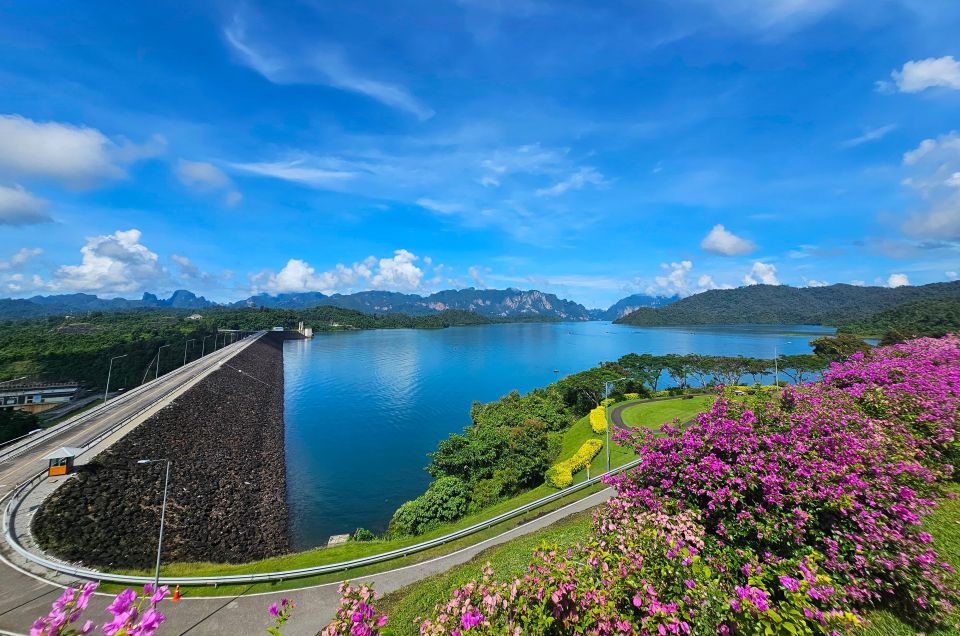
30, 582, 169, 636
266, 598, 295, 636
588, 405, 607, 434
405, 336, 960, 633
545, 438, 603, 488
624, 392, 640, 400
322, 582, 388, 635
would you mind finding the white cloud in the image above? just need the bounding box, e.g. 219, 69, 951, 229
417, 198, 463, 214
535, 167, 604, 197
900, 132, 960, 240
706, 0, 840, 33
840, 124, 896, 148
369, 249, 423, 291
642, 260, 728, 297
225, 190, 243, 207
945, 271, 957, 279
468, 266, 487, 288
175, 160, 230, 191
804, 278, 829, 287
887, 56, 960, 93
169, 254, 215, 283
0, 114, 162, 186
0, 184, 52, 225
479, 175, 500, 188
0, 247, 42, 271
254, 249, 426, 295
53, 229, 168, 294
888, 273, 910, 287
743, 261, 779, 286
850, 279, 866, 286
223, 15, 433, 119
700, 224, 757, 256
230, 159, 358, 186
176, 159, 242, 206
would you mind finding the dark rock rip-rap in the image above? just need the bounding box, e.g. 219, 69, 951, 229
32, 333, 291, 569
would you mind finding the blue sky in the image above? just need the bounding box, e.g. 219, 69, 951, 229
0, 0, 958, 308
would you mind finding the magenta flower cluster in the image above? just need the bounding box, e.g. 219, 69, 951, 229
407, 336, 959, 634
31, 583, 169, 636
321, 582, 388, 636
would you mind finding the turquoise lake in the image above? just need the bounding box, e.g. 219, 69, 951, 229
282, 321, 834, 549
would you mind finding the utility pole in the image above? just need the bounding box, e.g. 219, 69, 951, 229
155, 344, 170, 380
183, 339, 195, 366
104, 354, 127, 404
138, 459, 171, 588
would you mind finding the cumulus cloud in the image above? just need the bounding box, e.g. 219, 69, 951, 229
52, 229, 168, 294
885, 56, 960, 93
176, 159, 242, 207
0, 184, 52, 225
253, 249, 427, 295
641, 260, 728, 297
945, 271, 957, 279
888, 273, 910, 287
535, 167, 604, 197
743, 261, 779, 286
700, 224, 757, 256
0, 247, 42, 271
0, 114, 163, 186
804, 278, 829, 287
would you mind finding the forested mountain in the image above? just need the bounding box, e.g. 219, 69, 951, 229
588, 293, 679, 320
238, 288, 590, 320
615, 282, 960, 326
0, 288, 590, 321
839, 298, 960, 341
0, 290, 214, 318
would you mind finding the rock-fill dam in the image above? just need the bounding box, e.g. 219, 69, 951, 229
32, 332, 292, 569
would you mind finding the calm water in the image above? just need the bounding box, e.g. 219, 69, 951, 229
283, 321, 833, 549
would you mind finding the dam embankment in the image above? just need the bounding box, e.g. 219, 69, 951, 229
32, 332, 294, 569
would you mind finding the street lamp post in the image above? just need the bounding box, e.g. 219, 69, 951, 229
104, 354, 127, 404
138, 458, 171, 588
183, 339, 195, 367
603, 376, 631, 472
201, 335, 213, 357
155, 344, 170, 380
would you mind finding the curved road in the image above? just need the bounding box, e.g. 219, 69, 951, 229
0, 341, 617, 636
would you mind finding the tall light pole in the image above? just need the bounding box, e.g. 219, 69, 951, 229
183, 339, 195, 366
201, 335, 213, 357
155, 344, 170, 380
603, 376, 631, 472
138, 458, 171, 588
104, 354, 127, 404
773, 346, 779, 388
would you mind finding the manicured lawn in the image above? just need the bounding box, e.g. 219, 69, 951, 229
616, 395, 715, 430
379, 510, 596, 635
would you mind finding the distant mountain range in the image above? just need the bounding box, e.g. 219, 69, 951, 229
0, 288, 676, 321
614, 282, 960, 327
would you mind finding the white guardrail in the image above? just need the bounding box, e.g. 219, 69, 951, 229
0, 332, 263, 463
3, 454, 642, 586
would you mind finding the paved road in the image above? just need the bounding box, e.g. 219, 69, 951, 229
0, 337, 615, 635
0, 487, 613, 636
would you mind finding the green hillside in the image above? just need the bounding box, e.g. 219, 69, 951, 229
615, 282, 960, 327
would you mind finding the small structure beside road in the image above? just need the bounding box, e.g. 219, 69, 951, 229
42, 447, 82, 477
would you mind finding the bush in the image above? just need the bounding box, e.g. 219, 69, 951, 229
545, 439, 603, 488
351, 527, 375, 542
0, 408, 39, 445
588, 404, 606, 434
387, 476, 470, 536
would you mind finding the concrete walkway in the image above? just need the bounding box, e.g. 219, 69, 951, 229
0, 488, 614, 635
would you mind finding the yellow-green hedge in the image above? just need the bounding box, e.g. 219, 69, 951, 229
545, 439, 604, 488
624, 392, 640, 400
589, 405, 607, 434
